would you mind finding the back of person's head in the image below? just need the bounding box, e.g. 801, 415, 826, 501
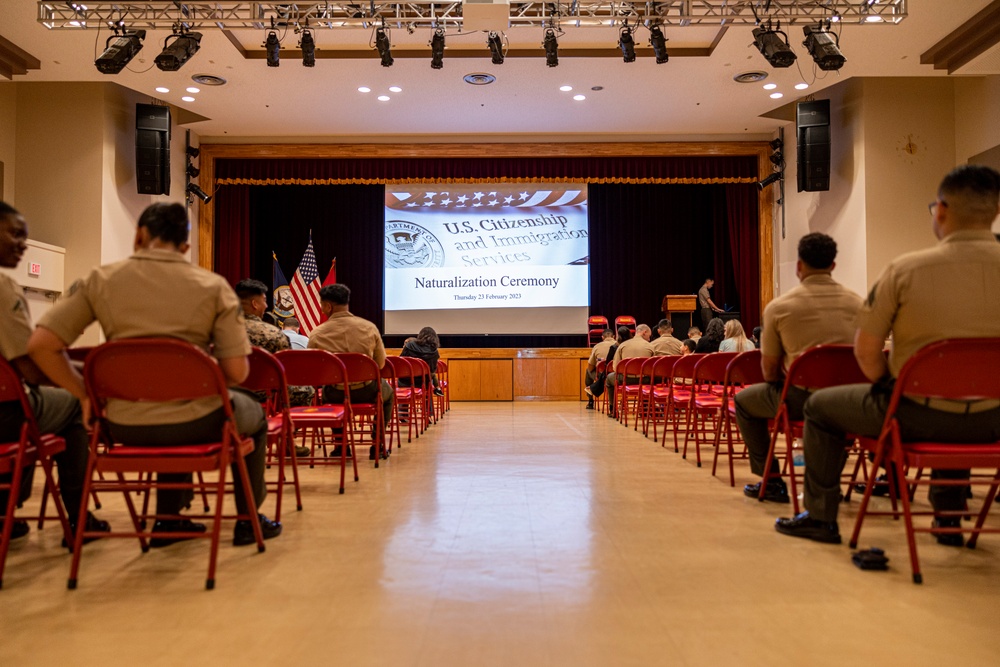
235, 278, 268, 300
602, 328, 615, 340
616, 326, 632, 343
798, 232, 837, 270
319, 283, 351, 305
681, 339, 696, 354
704, 318, 725, 341
138, 202, 189, 246
283, 316, 300, 329
0, 201, 20, 220
752, 326, 762, 341
657, 319, 673, 333
636, 323, 651, 336
939, 164, 1000, 226
417, 326, 440, 348
688, 327, 701, 337
724, 319, 745, 339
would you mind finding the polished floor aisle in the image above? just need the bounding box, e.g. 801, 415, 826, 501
2, 401, 999, 666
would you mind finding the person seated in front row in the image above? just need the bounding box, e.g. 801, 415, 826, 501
604, 323, 653, 415
584, 329, 615, 409
27, 202, 280, 548
584, 326, 632, 400
687, 327, 702, 341
719, 319, 757, 353
400, 326, 444, 397
650, 319, 684, 356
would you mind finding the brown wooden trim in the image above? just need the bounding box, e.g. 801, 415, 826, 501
757, 150, 775, 312
920, 0, 1000, 74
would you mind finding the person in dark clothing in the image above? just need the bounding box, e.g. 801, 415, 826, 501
694, 318, 725, 353
400, 326, 443, 396
585, 326, 632, 398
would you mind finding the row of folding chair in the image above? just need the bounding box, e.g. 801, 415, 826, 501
587, 315, 637, 347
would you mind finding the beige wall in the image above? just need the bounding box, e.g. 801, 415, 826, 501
954, 75, 1000, 164
0, 84, 16, 202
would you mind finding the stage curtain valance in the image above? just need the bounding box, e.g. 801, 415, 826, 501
214, 155, 759, 186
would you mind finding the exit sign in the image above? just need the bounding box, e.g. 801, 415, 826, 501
29, 262, 41, 276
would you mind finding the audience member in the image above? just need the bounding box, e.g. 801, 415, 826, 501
400, 326, 444, 396
605, 323, 653, 416
687, 327, 702, 341
733, 232, 862, 504
27, 202, 279, 547
0, 201, 109, 543
719, 319, 756, 352
694, 318, 725, 353
281, 317, 309, 350
650, 319, 684, 356
584, 326, 631, 399
308, 283, 394, 460
585, 329, 615, 409
776, 165, 1000, 545
680, 339, 696, 355
751, 326, 762, 349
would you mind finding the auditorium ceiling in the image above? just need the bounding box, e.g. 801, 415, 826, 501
1, 1, 998, 140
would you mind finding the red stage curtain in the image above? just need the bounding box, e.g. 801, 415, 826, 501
724, 183, 761, 328
213, 183, 251, 283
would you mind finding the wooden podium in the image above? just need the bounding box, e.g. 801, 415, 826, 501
662, 294, 698, 328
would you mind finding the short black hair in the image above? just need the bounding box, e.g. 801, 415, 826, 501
939, 164, 1000, 221
602, 328, 615, 339
319, 283, 351, 305
284, 316, 300, 327
657, 318, 673, 332
0, 201, 21, 219
682, 339, 696, 353
137, 202, 189, 246
752, 326, 762, 340
798, 232, 837, 270
235, 278, 268, 299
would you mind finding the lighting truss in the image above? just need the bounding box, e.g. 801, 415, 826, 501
38, 1, 909, 32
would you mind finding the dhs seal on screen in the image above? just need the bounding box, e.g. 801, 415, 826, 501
385, 221, 445, 268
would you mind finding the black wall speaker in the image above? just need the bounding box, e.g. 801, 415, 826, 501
796, 99, 831, 192
135, 103, 171, 195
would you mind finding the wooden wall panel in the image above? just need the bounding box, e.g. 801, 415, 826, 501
545, 358, 581, 399
448, 360, 482, 401
480, 360, 513, 401
513, 358, 548, 398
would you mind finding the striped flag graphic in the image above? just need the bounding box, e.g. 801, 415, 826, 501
290, 234, 323, 334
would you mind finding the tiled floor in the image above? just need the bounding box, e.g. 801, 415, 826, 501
3, 401, 1000, 666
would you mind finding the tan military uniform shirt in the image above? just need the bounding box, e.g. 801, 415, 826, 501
858, 230, 1000, 377
698, 285, 711, 309
307, 311, 386, 368
761, 273, 862, 374
588, 339, 615, 368
0, 273, 32, 362
650, 334, 684, 356
38, 248, 250, 425
612, 337, 653, 371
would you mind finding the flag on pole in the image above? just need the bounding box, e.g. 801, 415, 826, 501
271, 252, 295, 321
290, 234, 323, 334
322, 258, 337, 286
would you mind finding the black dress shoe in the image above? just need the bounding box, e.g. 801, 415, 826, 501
931, 518, 965, 547
1, 519, 29, 540
369, 445, 389, 461
743, 480, 790, 503
585, 402, 595, 410
328, 445, 345, 458
233, 514, 282, 546
854, 474, 891, 497
775, 511, 842, 544
62, 512, 111, 548
289, 445, 310, 457
149, 518, 207, 548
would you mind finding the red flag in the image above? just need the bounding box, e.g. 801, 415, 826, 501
322, 258, 337, 286
290, 235, 323, 335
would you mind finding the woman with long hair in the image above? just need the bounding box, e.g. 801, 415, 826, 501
694, 317, 726, 353
719, 319, 756, 352
400, 326, 443, 395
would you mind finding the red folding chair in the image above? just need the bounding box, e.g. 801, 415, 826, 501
849, 338, 1000, 584
386, 357, 420, 444
434, 359, 449, 419
643, 355, 681, 440
666, 354, 703, 452
759, 345, 869, 515
274, 350, 357, 494
614, 316, 636, 338
1, 357, 73, 589
682, 352, 738, 467
379, 359, 401, 454
712, 350, 763, 486
588, 316, 609, 347
334, 353, 389, 467
69, 339, 265, 591
405, 357, 434, 430
243, 347, 302, 521
616, 357, 650, 429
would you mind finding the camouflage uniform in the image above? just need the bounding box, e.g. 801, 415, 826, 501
245, 314, 315, 407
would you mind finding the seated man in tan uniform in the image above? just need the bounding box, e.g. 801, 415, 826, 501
584, 329, 615, 409
27, 202, 280, 547
0, 201, 108, 542
776, 165, 1000, 545
650, 319, 684, 356
734, 232, 862, 503
307, 283, 394, 460
605, 323, 653, 416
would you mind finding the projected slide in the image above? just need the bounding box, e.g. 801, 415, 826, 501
383, 183, 589, 335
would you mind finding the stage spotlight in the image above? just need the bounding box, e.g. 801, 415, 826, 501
264, 30, 280, 67
751, 26, 796, 68
375, 27, 393, 67
186, 164, 200, 178
430, 28, 445, 70
186, 183, 212, 204
619, 27, 636, 63
95, 29, 145, 74
649, 24, 669, 64
299, 29, 316, 67
487, 32, 504, 65
757, 172, 783, 190
186, 145, 200, 159
154, 31, 202, 72
543, 29, 559, 67
803, 24, 846, 71
769, 151, 784, 167
769, 138, 783, 151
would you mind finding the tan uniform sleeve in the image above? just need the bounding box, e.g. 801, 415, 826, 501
857, 264, 898, 341
211, 283, 252, 359
37, 277, 97, 346
759, 302, 782, 360
371, 326, 387, 368
0, 278, 33, 360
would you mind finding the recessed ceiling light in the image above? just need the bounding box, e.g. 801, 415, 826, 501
358, 86, 371, 93
191, 73, 227, 86
560, 85, 572, 92
181, 96, 195, 102
591, 86, 604, 91
763, 83, 777, 90
794, 83, 809, 90
769, 92, 784, 99
155, 86, 169, 93
186, 87, 200, 93
389, 86, 402, 93
463, 72, 496, 86
378, 95, 390, 101
573, 94, 586, 101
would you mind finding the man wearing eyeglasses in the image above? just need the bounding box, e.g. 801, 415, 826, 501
775, 164, 1000, 546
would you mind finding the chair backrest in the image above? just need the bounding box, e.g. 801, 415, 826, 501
616, 356, 647, 378
648, 355, 680, 384
407, 357, 433, 385
243, 347, 290, 410
693, 352, 739, 384
784, 345, 868, 393
66, 346, 94, 363
893, 338, 1000, 403
273, 349, 349, 388
0, 356, 36, 442
725, 349, 764, 387
385, 356, 415, 383
672, 354, 703, 381
614, 316, 637, 336
436, 359, 449, 375
588, 315, 609, 328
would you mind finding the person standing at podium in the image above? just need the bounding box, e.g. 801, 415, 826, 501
698, 278, 723, 330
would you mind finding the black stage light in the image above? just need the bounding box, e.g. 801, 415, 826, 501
487, 31, 504, 65
300, 29, 316, 67
186, 164, 200, 178
769, 138, 783, 151
769, 151, 784, 167
375, 27, 393, 67
752, 26, 796, 68
757, 172, 782, 190
186, 145, 200, 159
95, 29, 145, 74
154, 32, 202, 72
186, 183, 212, 204
649, 24, 669, 64
803, 24, 846, 71
543, 29, 559, 67
430, 28, 445, 69
265, 30, 280, 67
619, 27, 636, 63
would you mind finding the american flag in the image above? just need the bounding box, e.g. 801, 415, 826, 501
386, 187, 587, 210
290, 235, 323, 335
